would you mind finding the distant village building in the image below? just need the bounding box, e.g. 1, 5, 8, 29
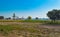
15, 17, 24, 20
5, 17, 11, 20
0, 16, 4, 19
21, 17, 24, 19
12, 13, 25, 20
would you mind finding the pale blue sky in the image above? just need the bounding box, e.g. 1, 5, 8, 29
0, 0, 60, 18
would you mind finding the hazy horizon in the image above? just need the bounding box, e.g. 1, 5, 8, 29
0, 0, 60, 18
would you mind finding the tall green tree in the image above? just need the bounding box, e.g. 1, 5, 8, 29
27, 16, 32, 20
47, 9, 60, 21
35, 17, 38, 20
0, 16, 4, 19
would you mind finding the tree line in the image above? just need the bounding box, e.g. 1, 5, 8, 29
0, 9, 60, 21
0, 16, 39, 20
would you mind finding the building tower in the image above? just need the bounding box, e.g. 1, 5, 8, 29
12, 13, 16, 20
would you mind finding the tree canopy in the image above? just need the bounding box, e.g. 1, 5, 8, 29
47, 9, 60, 21
0, 16, 4, 19
35, 17, 39, 20
27, 16, 32, 20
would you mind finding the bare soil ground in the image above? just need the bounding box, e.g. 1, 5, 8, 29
0, 22, 60, 37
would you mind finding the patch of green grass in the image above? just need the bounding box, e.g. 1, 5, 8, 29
0, 25, 13, 35
44, 20, 60, 25
0, 25, 39, 35
0, 20, 48, 23
0, 19, 60, 25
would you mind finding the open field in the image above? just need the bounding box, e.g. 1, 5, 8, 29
0, 20, 60, 37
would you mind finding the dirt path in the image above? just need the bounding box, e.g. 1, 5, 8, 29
39, 25, 60, 29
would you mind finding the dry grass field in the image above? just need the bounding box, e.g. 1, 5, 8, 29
0, 20, 60, 37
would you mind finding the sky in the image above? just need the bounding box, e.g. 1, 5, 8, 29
0, 0, 60, 18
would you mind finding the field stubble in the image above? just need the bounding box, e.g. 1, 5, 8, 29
0, 21, 60, 37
